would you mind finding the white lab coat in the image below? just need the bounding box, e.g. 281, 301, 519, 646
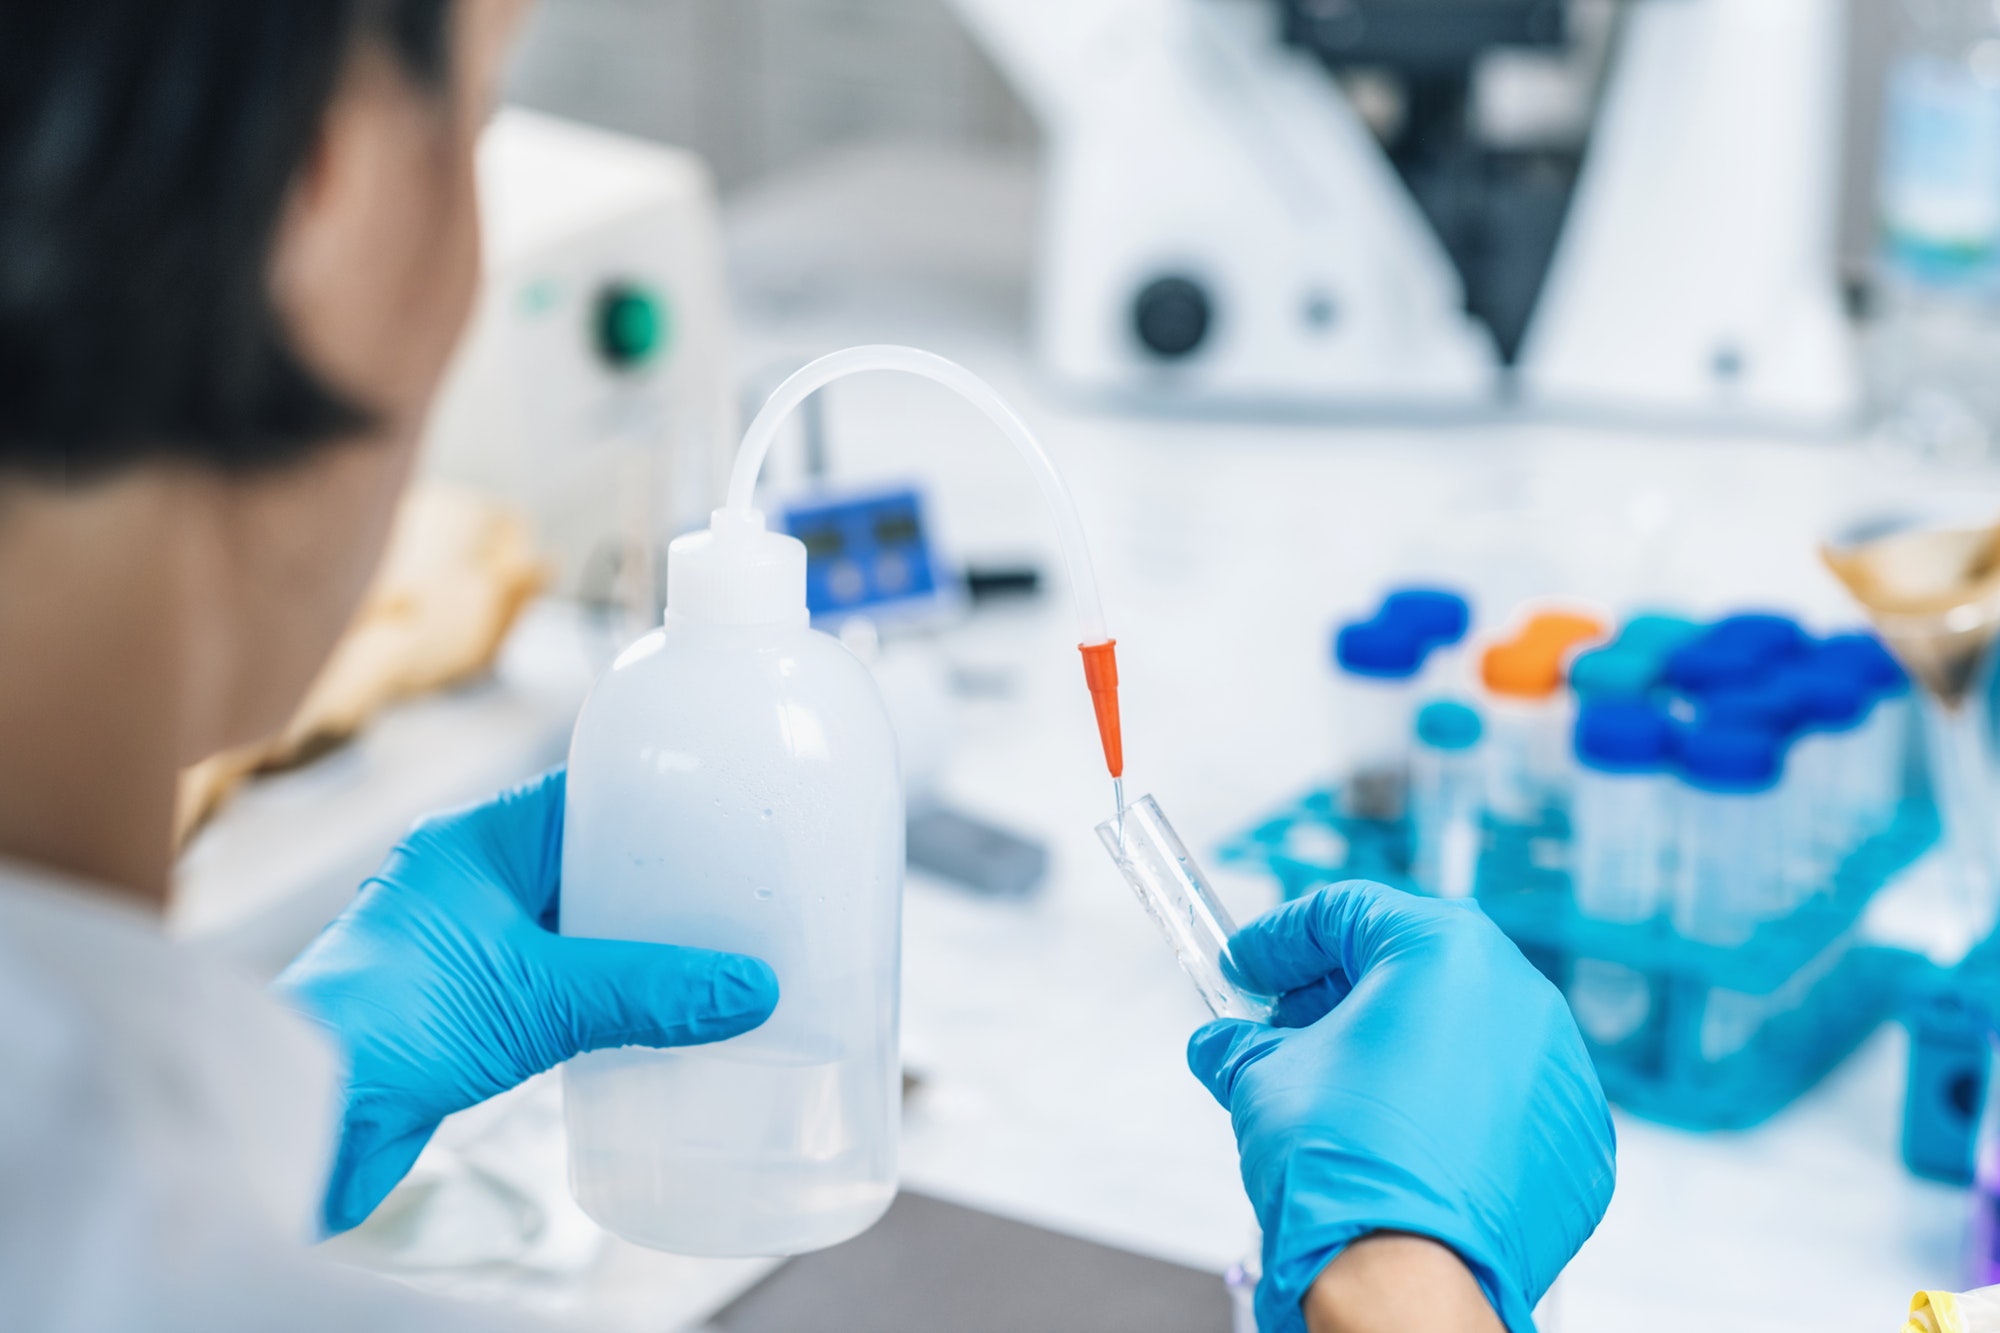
0, 861, 536, 1332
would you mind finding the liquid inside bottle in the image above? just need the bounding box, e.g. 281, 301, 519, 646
559, 509, 904, 1257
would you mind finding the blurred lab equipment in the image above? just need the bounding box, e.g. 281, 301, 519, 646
1569, 700, 1674, 925
952, 0, 1855, 424
1478, 609, 1606, 823
1329, 586, 1474, 820
423, 109, 736, 627
1225, 596, 1935, 1131
1868, 0, 2000, 464
1825, 514, 2000, 928
1409, 700, 1484, 899
1097, 795, 1278, 1021
1519, 0, 1857, 427
782, 486, 962, 628
948, 0, 1500, 407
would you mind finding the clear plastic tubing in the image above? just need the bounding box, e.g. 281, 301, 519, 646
1096, 795, 1277, 1022
1332, 619, 1426, 820
1672, 725, 1788, 946
1570, 701, 1676, 924
1410, 701, 1485, 900
729, 346, 1109, 647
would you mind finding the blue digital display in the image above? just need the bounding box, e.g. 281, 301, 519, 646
780, 486, 944, 622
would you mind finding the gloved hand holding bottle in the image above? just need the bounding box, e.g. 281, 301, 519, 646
276, 769, 780, 1235
1189, 880, 1616, 1333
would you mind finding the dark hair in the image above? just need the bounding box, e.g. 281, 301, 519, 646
0, 0, 453, 478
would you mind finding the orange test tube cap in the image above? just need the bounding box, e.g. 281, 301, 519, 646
1080, 640, 1124, 779
1482, 642, 1563, 699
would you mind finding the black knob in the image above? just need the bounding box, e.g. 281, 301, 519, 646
1132, 275, 1213, 360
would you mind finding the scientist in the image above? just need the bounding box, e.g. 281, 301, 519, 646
0, 3, 1614, 1331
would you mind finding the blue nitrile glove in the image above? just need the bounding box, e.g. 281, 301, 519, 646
275, 769, 779, 1235
1188, 881, 1615, 1333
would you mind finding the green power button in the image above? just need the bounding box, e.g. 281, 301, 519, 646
594, 283, 668, 370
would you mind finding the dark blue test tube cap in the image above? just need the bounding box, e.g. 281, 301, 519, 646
1816, 633, 1910, 696
1335, 619, 1426, 679
1784, 665, 1868, 732
1380, 588, 1472, 647
1666, 639, 1770, 695
1575, 701, 1676, 773
1678, 724, 1783, 794
1708, 612, 1811, 664
1702, 684, 1800, 736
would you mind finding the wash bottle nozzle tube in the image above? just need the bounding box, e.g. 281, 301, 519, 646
729, 345, 1125, 778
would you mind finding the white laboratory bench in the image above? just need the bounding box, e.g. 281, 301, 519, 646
179, 143, 2000, 1331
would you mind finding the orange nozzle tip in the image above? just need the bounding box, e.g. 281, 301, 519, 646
1079, 641, 1125, 778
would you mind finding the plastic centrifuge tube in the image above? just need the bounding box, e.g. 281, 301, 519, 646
1097, 795, 1277, 1022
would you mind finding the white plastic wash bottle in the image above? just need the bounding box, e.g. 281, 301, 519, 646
559, 505, 904, 1258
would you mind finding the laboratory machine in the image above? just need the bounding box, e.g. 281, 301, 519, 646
948, 0, 1857, 425
422, 108, 737, 621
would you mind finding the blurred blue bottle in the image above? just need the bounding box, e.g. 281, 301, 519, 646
1782, 664, 1871, 892
1818, 633, 1914, 837
1571, 701, 1677, 923
1333, 619, 1426, 820
1410, 701, 1485, 899
1381, 587, 1472, 695
1673, 726, 1789, 945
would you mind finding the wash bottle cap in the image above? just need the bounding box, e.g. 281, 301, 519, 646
1335, 620, 1425, 679
1702, 684, 1800, 736
1570, 648, 1658, 700
1416, 700, 1483, 751
1616, 613, 1704, 659
1481, 642, 1563, 698
1677, 724, 1783, 794
1816, 633, 1910, 697
1575, 701, 1675, 773
1381, 588, 1471, 647
666, 508, 810, 627
1708, 613, 1811, 665
1782, 665, 1867, 733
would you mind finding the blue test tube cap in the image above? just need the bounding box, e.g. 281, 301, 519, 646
1665, 638, 1769, 695
1708, 612, 1811, 665
1415, 699, 1484, 751
1570, 647, 1659, 700
1575, 700, 1676, 774
1783, 665, 1868, 733
1677, 724, 1783, 794
1334, 619, 1426, 679
1380, 588, 1472, 647
1701, 683, 1800, 736
1816, 633, 1911, 697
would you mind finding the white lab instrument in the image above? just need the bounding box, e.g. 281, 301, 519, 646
1519, 0, 1858, 427
946, 0, 1499, 409
423, 108, 736, 614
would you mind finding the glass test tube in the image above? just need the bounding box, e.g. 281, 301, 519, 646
1570, 702, 1676, 924
1673, 727, 1789, 946
1097, 795, 1278, 1022
1333, 621, 1425, 820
